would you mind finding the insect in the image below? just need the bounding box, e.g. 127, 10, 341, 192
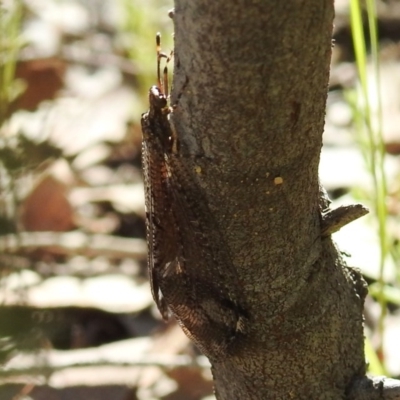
141, 33, 248, 361
140, 33, 176, 319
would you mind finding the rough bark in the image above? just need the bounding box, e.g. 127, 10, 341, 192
160, 1, 399, 399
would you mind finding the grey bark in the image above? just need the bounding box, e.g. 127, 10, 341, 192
164, 1, 400, 399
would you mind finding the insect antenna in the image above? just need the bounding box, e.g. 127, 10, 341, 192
156, 32, 173, 97
156, 32, 163, 92
163, 51, 174, 99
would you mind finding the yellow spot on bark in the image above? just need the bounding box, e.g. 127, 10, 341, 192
274, 176, 283, 185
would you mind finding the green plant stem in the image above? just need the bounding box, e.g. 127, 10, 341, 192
350, 0, 388, 370
0, 0, 23, 124
366, 0, 388, 361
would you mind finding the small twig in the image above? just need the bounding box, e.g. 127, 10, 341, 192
321, 204, 369, 237
1, 354, 211, 379
348, 376, 400, 400
11, 383, 35, 400
0, 232, 147, 260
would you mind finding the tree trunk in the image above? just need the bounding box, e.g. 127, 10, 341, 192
147, 0, 400, 398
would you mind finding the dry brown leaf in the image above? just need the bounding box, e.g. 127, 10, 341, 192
20, 174, 75, 232
12, 58, 66, 112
